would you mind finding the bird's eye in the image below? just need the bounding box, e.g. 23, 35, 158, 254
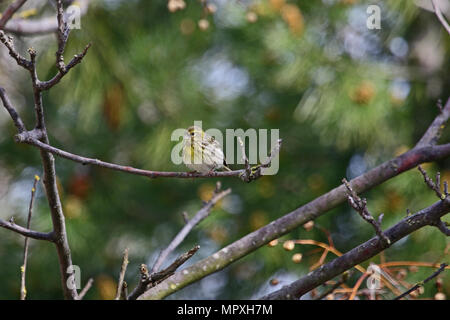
190, 132, 194, 136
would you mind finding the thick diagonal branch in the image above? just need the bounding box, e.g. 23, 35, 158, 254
0, 87, 25, 132
128, 184, 230, 300
0, 0, 28, 29
13, 134, 248, 179
261, 198, 450, 299
418, 165, 445, 199
151, 184, 231, 273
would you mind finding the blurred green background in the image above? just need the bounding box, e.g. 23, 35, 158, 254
0, 0, 449, 300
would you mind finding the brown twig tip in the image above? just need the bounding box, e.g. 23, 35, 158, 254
342, 178, 390, 245
417, 165, 445, 199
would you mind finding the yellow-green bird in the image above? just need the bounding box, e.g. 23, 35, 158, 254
182, 126, 231, 173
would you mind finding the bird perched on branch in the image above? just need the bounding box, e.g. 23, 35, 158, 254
182, 126, 231, 174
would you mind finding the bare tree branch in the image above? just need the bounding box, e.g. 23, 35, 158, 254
238, 138, 282, 182
37, 42, 91, 90
127, 184, 230, 300
260, 198, 450, 299
0, 0, 28, 29
0, 1, 93, 299
394, 263, 448, 300
20, 174, 39, 300
418, 165, 445, 199
138, 144, 450, 300
0, 217, 53, 241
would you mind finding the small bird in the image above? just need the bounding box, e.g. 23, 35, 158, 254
182, 126, 231, 173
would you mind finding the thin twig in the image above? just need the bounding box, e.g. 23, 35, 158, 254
181, 211, 189, 224
0, 87, 26, 132
2, 0, 89, 35
260, 139, 283, 168
394, 263, 448, 300
78, 278, 94, 300
431, 0, 450, 36
0, 218, 53, 241
237, 138, 282, 182
55, 0, 69, 72
0, 0, 28, 28
237, 136, 252, 181
151, 183, 231, 273
0, 1, 91, 299
151, 246, 200, 284
20, 174, 39, 300
14, 133, 247, 179
128, 245, 200, 300
115, 248, 129, 300
260, 199, 450, 300
0, 30, 32, 70
315, 272, 350, 300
